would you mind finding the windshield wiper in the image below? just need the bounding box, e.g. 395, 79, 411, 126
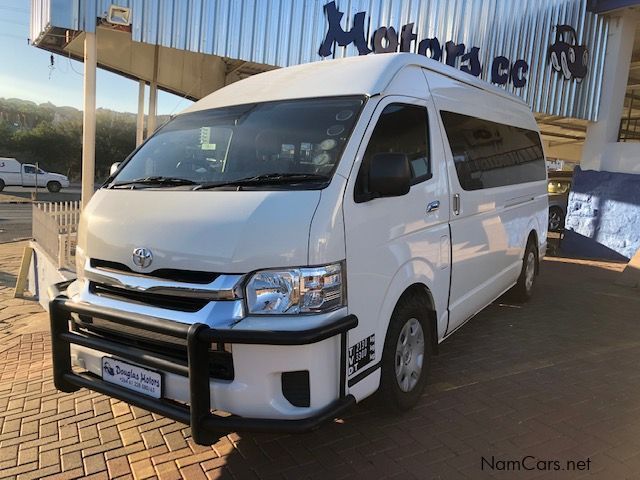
110, 176, 198, 189
194, 173, 330, 190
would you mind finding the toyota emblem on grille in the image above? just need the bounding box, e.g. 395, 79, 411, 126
132, 247, 153, 268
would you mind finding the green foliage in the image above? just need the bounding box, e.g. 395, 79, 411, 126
0, 98, 146, 181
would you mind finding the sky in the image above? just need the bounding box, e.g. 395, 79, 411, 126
0, 0, 191, 114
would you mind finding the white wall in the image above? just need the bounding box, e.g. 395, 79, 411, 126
544, 140, 583, 163
28, 241, 75, 311
600, 143, 640, 174
581, 12, 639, 174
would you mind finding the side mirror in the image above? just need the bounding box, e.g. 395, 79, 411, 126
368, 153, 411, 199
110, 162, 121, 176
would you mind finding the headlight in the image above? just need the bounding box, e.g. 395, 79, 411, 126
245, 263, 344, 315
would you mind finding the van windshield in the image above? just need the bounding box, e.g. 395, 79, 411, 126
112, 96, 365, 190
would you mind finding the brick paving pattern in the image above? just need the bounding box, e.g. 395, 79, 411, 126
1, 240, 640, 479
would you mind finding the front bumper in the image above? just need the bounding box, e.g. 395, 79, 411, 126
49, 281, 358, 445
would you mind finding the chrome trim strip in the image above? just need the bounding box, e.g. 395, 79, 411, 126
85, 261, 244, 300
74, 279, 245, 328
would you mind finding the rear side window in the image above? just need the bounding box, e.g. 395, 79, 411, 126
440, 111, 545, 191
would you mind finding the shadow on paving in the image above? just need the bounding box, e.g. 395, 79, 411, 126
0, 271, 17, 288
1, 256, 640, 479
194, 257, 640, 479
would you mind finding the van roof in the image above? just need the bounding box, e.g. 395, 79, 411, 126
182, 53, 528, 114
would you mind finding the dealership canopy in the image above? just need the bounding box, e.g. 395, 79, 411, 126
29, 0, 640, 204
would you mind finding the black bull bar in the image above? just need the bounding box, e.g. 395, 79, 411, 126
48, 281, 358, 445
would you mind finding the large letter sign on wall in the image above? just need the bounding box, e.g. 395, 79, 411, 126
318, 1, 371, 56
318, 1, 532, 88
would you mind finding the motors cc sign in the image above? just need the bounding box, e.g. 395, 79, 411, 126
319, 1, 589, 89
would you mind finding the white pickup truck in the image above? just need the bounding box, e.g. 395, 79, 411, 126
0, 157, 70, 193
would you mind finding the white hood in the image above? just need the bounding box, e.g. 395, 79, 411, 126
79, 188, 322, 273
50, 172, 68, 179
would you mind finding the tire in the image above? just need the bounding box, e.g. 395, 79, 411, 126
511, 239, 538, 303
47, 181, 61, 193
379, 295, 432, 411
548, 207, 565, 232
0, 179, 4, 192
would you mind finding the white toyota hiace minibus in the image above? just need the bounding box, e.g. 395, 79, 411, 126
50, 53, 547, 444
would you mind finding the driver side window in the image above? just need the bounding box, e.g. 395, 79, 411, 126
355, 103, 430, 199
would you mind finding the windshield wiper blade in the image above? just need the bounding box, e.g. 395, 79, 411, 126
195, 173, 330, 190
110, 176, 198, 188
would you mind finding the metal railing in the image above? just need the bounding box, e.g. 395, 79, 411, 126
619, 91, 640, 142
619, 117, 640, 142
32, 201, 81, 270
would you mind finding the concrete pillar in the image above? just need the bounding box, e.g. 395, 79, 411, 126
581, 13, 638, 171
147, 45, 159, 136
136, 80, 145, 146
81, 32, 97, 209
148, 82, 158, 135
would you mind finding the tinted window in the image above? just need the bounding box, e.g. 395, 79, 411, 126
114, 97, 364, 188
355, 104, 430, 198
23, 166, 36, 174
440, 111, 545, 190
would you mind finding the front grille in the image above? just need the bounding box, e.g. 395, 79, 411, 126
90, 259, 220, 284
73, 316, 234, 381
90, 282, 208, 312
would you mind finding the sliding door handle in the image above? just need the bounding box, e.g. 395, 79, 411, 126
453, 193, 460, 215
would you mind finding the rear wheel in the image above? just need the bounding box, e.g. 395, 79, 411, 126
47, 181, 61, 193
0, 179, 4, 192
511, 240, 538, 303
379, 295, 432, 411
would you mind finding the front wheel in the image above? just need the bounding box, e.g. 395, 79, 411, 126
379, 296, 432, 411
47, 181, 61, 193
0, 179, 5, 192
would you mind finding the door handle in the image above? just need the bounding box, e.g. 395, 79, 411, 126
426, 200, 440, 213
453, 193, 460, 215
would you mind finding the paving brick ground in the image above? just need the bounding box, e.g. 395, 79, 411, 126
1, 240, 639, 479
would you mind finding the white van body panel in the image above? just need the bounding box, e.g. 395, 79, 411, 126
425, 71, 547, 335
0, 158, 22, 185
307, 174, 348, 266
183, 54, 526, 112
80, 188, 321, 273
71, 336, 341, 418
342, 91, 451, 395
64, 53, 547, 423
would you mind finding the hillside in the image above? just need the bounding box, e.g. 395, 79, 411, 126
0, 98, 169, 180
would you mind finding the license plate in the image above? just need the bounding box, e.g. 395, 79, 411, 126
101, 357, 162, 399
348, 334, 375, 376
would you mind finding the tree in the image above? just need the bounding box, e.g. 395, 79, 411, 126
0, 98, 139, 181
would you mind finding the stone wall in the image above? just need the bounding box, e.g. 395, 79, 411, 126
562, 166, 640, 261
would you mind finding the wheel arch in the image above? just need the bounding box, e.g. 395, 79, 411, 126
393, 283, 440, 355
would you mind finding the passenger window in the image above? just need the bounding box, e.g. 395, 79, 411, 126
355, 104, 430, 199
23, 166, 36, 174
440, 111, 546, 190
